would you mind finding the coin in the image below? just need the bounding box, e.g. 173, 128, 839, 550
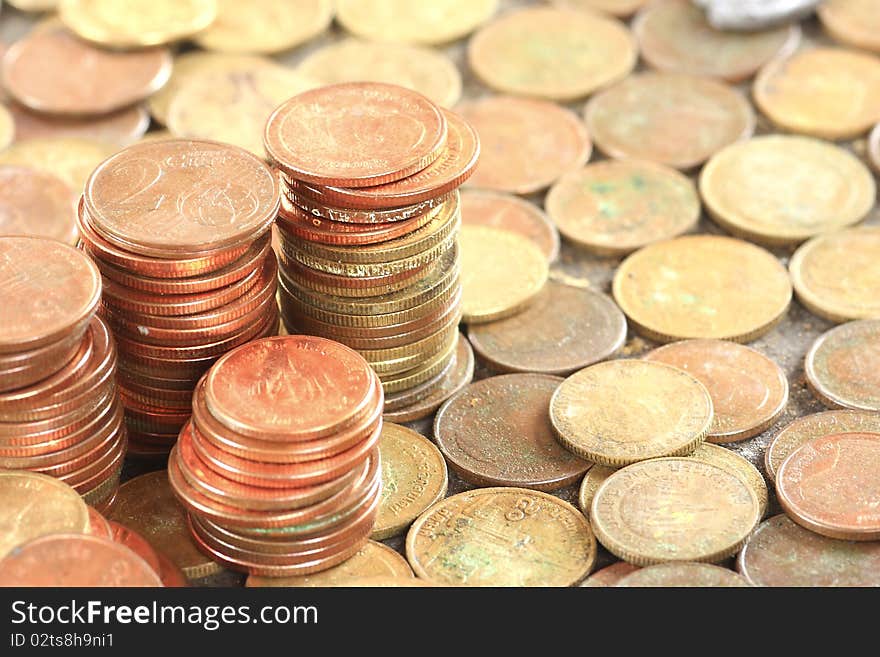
546, 159, 699, 255
461, 190, 559, 262
776, 432, 880, 540
579, 562, 640, 587
753, 48, 880, 139
617, 562, 750, 587
688, 443, 768, 518
7, 0, 58, 9
0, 104, 13, 151
592, 458, 760, 564
336, 0, 498, 45
552, 0, 648, 16
700, 136, 875, 246
296, 38, 462, 109
790, 227, 880, 323
406, 487, 596, 586
870, 123, 880, 172
644, 339, 788, 444
577, 465, 614, 516
818, 0, 880, 53
0, 166, 78, 243
468, 282, 625, 376
8, 103, 149, 145
738, 514, 880, 587
0, 137, 116, 191
585, 72, 754, 169
805, 320, 880, 411
613, 235, 792, 342
468, 6, 636, 101
194, 0, 332, 53
460, 225, 548, 324
457, 96, 591, 194
634, 0, 799, 82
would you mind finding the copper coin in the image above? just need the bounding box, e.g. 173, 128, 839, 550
644, 339, 788, 443
805, 320, 880, 412
457, 96, 591, 194
579, 562, 640, 587
460, 190, 558, 262
585, 72, 754, 170
0, 330, 83, 393
86, 506, 113, 539
1, 25, 171, 116
0, 165, 78, 243
155, 551, 188, 587
776, 432, 880, 541
286, 185, 453, 226
84, 139, 279, 257
107, 520, 162, 575
8, 102, 149, 145
616, 562, 749, 587
265, 82, 447, 188
737, 514, 880, 587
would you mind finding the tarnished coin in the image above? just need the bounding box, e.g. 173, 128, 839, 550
406, 487, 596, 586
613, 235, 792, 342
753, 48, 880, 139
644, 339, 788, 444
0, 137, 116, 191
818, 0, 880, 53
552, 0, 649, 17
805, 320, 880, 412
776, 432, 880, 540
700, 136, 875, 246
467, 281, 626, 376
459, 225, 548, 324
372, 423, 448, 540
577, 465, 614, 517
461, 190, 559, 262
546, 159, 699, 255
0, 105, 12, 151
738, 514, 880, 587
591, 458, 760, 564
617, 562, 750, 587
551, 360, 713, 467
468, 6, 636, 101
586, 72, 754, 170
688, 443, 769, 518
8, 103, 149, 145
0, 165, 78, 244
790, 227, 880, 323
579, 562, 640, 587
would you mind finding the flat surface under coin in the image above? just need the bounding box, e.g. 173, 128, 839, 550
617, 562, 750, 587
805, 320, 880, 411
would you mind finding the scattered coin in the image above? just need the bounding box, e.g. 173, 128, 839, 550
461, 190, 559, 262
805, 320, 880, 412
0, 137, 116, 191
551, 0, 648, 17
8, 102, 149, 145
818, 0, 880, 53
688, 443, 769, 518
579, 562, 640, 587
7, 0, 59, 10
0, 165, 78, 243
869, 123, 880, 173
577, 465, 614, 516
0, 104, 13, 150
617, 562, 750, 587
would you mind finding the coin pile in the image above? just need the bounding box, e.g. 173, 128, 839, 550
0, 237, 125, 510
168, 336, 383, 576
264, 82, 479, 417
76, 139, 280, 458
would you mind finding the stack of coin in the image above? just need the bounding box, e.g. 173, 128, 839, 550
168, 336, 383, 577
77, 139, 280, 458
0, 237, 125, 510
264, 82, 479, 417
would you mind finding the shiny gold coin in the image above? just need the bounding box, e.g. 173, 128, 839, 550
591, 458, 760, 564
372, 423, 448, 541
551, 359, 713, 467
617, 562, 750, 587
577, 465, 614, 517
688, 443, 768, 518
468, 6, 636, 101
0, 137, 116, 191
818, 0, 880, 53
753, 48, 880, 140
790, 227, 880, 323
552, 0, 649, 17
700, 136, 875, 246
612, 235, 792, 343
0, 106, 13, 152
460, 225, 548, 324
296, 38, 462, 108
406, 487, 596, 586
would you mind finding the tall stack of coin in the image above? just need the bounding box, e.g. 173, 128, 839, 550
168, 336, 383, 576
77, 139, 280, 458
264, 82, 479, 416
0, 237, 125, 510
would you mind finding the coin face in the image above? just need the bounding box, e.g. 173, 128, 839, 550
688, 443, 769, 518
0, 137, 117, 191
776, 432, 880, 540
700, 136, 875, 246
753, 47, 880, 139
738, 514, 880, 587
9, 103, 149, 145
551, 359, 713, 467
406, 487, 596, 586
591, 458, 760, 564
613, 235, 792, 342
468, 6, 636, 101
805, 320, 880, 412
552, 0, 648, 16
461, 190, 559, 262
790, 227, 880, 323
617, 562, 750, 587
577, 465, 615, 516
579, 562, 640, 587
0, 165, 78, 244
586, 72, 754, 169
546, 159, 699, 255
818, 0, 880, 53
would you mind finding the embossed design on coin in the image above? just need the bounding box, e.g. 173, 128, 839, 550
461, 190, 559, 262
805, 320, 880, 411
617, 562, 749, 587
688, 443, 768, 518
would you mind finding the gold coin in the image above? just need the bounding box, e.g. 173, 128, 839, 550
700, 136, 875, 246
612, 235, 792, 342
577, 465, 615, 516
372, 423, 448, 540
753, 47, 880, 140
818, 0, 880, 53
0, 137, 116, 191
591, 458, 760, 564
60, 0, 218, 48
688, 443, 768, 518
871, 122, 880, 173
336, 0, 498, 45
551, 0, 649, 17
381, 334, 459, 394
0, 471, 88, 560
789, 227, 880, 323
0, 105, 14, 151
551, 359, 713, 467
296, 38, 462, 108
468, 6, 636, 101
406, 487, 596, 586
365, 325, 459, 376
460, 225, 548, 324
616, 562, 750, 587
245, 541, 414, 587
7, 0, 59, 10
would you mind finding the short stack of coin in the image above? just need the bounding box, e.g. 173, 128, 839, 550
76, 139, 280, 458
0, 237, 125, 511
264, 82, 479, 416
168, 336, 383, 576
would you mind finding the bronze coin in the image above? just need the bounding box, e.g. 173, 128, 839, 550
86, 506, 113, 539
579, 562, 640, 587
577, 465, 614, 517
0, 165, 78, 244
7, 102, 149, 145
617, 562, 750, 587
805, 320, 880, 411
107, 520, 163, 575
461, 190, 559, 262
